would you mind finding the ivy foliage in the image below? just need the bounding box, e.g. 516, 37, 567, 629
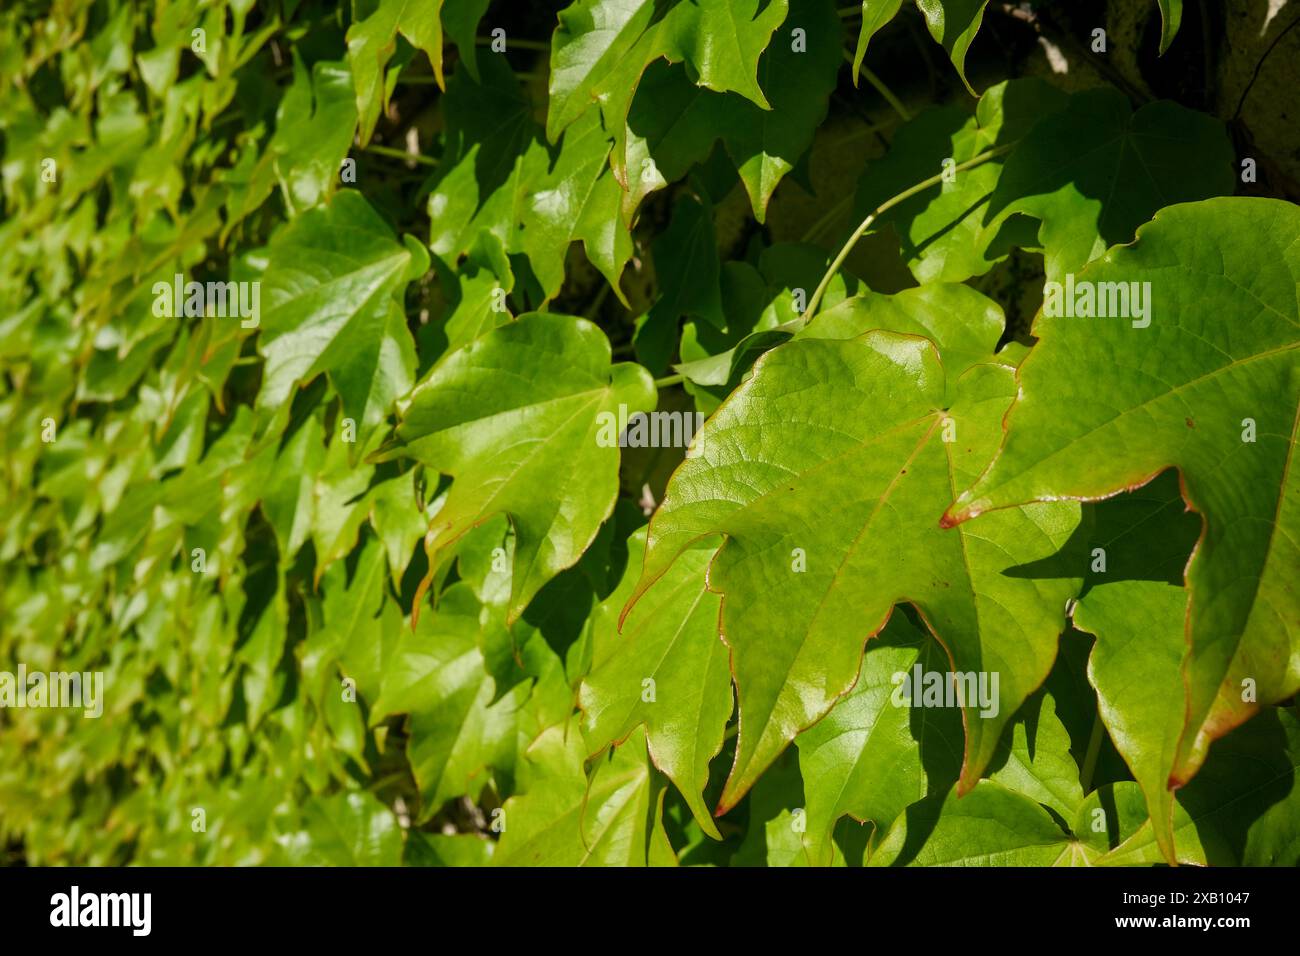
2, 0, 1297, 867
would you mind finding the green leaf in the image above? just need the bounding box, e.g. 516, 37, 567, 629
868, 781, 1080, 866
1157, 0, 1183, 55
405, 831, 495, 866
675, 244, 862, 399
546, 0, 789, 144
1167, 706, 1300, 866
317, 535, 397, 703
632, 325, 1083, 812
430, 231, 516, 355
547, 0, 662, 144
376, 312, 656, 621
577, 0, 838, 225
514, 110, 633, 303
868, 683, 1098, 867
795, 614, 963, 865
850, 2, 903, 87
442, 0, 491, 81
222, 55, 358, 237
852, 79, 1069, 283
1077, 580, 1187, 860
803, 283, 1010, 381
636, 192, 724, 370
581, 527, 731, 838
494, 725, 673, 865
987, 88, 1234, 283
428, 56, 633, 302
427, 53, 534, 259
621, 60, 731, 221
947, 197, 1300, 788
262, 414, 326, 560
347, 0, 444, 143
986, 687, 1084, 822
371, 582, 520, 816
1098, 707, 1300, 866
852, 2, 988, 95
256, 190, 427, 454
915, 1, 989, 96
1074, 781, 1153, 855
721, 0, 842, 222
277, 791, 404, 866
1071, 470, 1200, 863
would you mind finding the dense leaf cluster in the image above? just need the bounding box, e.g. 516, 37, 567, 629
1, 0, 1296, 866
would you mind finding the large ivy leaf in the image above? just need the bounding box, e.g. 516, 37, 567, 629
631, 319, 1083, 811
375, 313, 656, 621
986, 88, 1234, 282
948, 197, 1300, 788
581, 527, 731, 838
256, 190, 427, 453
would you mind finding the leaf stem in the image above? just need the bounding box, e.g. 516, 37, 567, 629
801, 193, 854, 244
477, 36, 550, 51
842, 50, 911, 121
1080, 708, 1106, 794
360, 143, 438, 167
801, 144, 1013, 321
583, 281, 612, 320
654, 373, 684, 389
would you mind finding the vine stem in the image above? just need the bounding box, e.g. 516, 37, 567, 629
801, 143, 1013, 321
654, 373, 684, 389
842, 50, 911, 121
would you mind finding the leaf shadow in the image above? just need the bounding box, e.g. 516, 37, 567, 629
1001, 468, 1200, 601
